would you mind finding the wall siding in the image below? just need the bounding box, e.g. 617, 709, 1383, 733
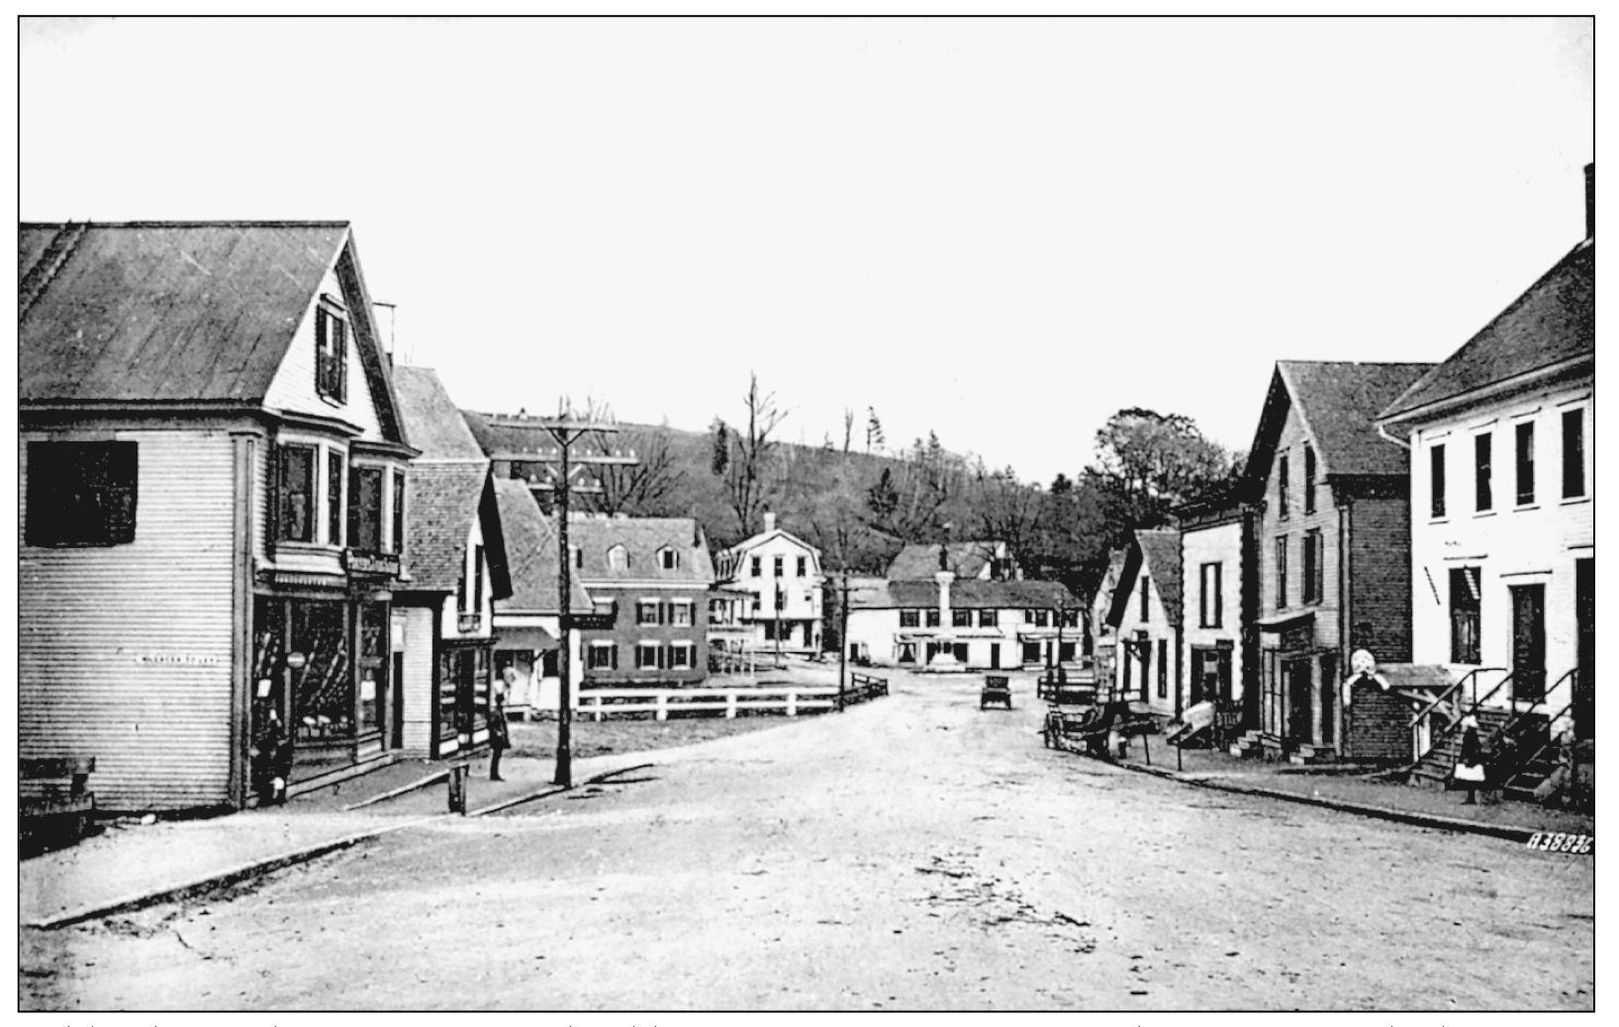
260, 262, 387, 442
398, 605, 438, 754
20, 430, 237, 810
1347, 495, 1414, 663
1181, 520, 1245, 709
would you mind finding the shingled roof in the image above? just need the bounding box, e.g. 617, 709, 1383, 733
1104, 529, 1183, 628
403, 464, 512, 599
492, 479, 594, 615
18, 222, 406, 441
882, 579, 1077, 610
461, 411, 558, 458
566, 516, 715, 584
392, 366, 486, 460
886, 541, 1011, 580
1379, 241, 1594, 426
1242, 361, 1432, 492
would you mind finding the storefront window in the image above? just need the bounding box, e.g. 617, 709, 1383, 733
348, 465, 385, 552
289, 600, 353, 742
357, 602, 387, 735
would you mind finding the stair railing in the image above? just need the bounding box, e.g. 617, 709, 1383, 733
1408, 666, 1506, 730
1405, 668, 1516, 773
1492, 667, 1578, 780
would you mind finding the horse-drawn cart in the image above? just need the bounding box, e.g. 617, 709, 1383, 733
980, 674, 1013, 710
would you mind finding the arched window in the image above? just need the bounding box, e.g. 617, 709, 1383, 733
607, 544, 629, 571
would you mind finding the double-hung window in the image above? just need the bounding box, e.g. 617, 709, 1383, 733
25, 441, 138, 547
635, 641, 662, 670
637, 600, 661, 626
952, 609, 972, 628
979, 609, 998, 628
326, 449, 344, 546
390, 470, 406, 554
899, 609, 920, 628
924, 609, 941, 628
1275, 537, 1289, 610
587, 642, 618, 671
348, 465, 385, 552
669, 600, 693, 626
1562, 408, 1586, 499
1449, 567, 1481, 664
1474, 433, 1493, 512
277, 444, 317, 543
1303, 445, 1317, 515
1515, 421, 1536, 506
1430, 443, 1446, 519
1199, 562, 1222, 628
1277, 455, 1290, 519
314, 299, 348, 404
1302, 530, 1323, 605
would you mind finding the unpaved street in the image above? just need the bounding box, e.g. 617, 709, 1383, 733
21, 671, 1595, 1010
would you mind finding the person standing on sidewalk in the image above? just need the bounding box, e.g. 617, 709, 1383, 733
488, 689, 510, 782
1452, 714, 1486, 805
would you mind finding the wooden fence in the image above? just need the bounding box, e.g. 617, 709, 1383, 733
577, 674, 891, 721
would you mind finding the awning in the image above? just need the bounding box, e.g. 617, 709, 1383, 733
1255, 610, 1316, 633
494, 626, 559, 652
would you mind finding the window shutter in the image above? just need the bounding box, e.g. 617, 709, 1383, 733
336, 318, 348, 404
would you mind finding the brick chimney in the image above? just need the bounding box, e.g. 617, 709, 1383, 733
1586, 162, 1595, 241
763, 511, 777, 533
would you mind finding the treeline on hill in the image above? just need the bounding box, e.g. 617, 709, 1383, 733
537, 375, 1243, 598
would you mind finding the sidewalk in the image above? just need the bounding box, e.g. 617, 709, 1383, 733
1103, 740, 1596, 840
18, 749, 669, 929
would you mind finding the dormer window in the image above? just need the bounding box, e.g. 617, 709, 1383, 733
315, 299, 348, 404
570, 545, 583, 569
658, 547, 680, 570
607, 544, 629, 571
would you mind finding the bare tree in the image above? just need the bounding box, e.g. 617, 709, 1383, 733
710, 372, 787, 538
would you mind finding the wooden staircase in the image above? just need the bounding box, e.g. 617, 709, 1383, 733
1230, 729, 1264, 759
1289, 742, 1338, 766
1409, 706, 1511, 787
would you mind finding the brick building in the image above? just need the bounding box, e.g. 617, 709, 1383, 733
1242, 360, 1434, 762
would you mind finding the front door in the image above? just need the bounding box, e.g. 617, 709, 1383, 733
1137, 635, 1151, 702
1510, 584, 1547, 704
989, 643, 1001, 670
1216, 643, 1234, 705
1285, 656, 1314, 745
391, 652, 405, 749
1575, 559, 1594, 738
1319, 652, 1338, 745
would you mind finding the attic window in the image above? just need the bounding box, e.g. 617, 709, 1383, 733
659, 547, 680, 570
607, 544, 629, 571
315, 299, 348, 405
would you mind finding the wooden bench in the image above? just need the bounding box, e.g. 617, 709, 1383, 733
20, 756, 98, 847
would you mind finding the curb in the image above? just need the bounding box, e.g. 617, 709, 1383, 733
24, 815, 442, 931
26, 760, 669, 930
1107, 757, 1540, 842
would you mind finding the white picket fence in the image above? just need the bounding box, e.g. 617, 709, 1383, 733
577, 685, 841, 721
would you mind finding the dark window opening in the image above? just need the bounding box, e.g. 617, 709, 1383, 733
25, 441, 138, 547
347, 465, 385, 552
1303, 445, 1316, 515
1514, 421, 1535, 506
1562, 409, 1586, 499
315, 302, 348, 404
1430, 443, 1446, 519
277, 444, 317, 543
1474, 433, 1493, 512
326, 450, 344, 546
1275, 536, 1289, 610
390, 470, 406, 554
1302, 530, 1323, 605
1278, 454, 1290, 519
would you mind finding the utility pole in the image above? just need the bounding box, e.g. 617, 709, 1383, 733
774, 580, 784, 670
495, 415, 636, 789
837, 572, 851, 712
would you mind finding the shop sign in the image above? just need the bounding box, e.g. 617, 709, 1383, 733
344, 549, 401, 577
135, 652, 224, 665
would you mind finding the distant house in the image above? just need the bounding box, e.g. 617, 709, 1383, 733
391, 366, 513, 759
887, 540, 1022, 582
567, 516, 717, 685
1377, 165, 1594, 746
19, 222, 415, 810
1242, 359, 1434, 762
490, 479, 595, 719
714, 512, 826, 654
1104, 529, 1183, 720
846, 552, 1079, 672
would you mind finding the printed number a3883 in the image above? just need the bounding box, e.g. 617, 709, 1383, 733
1526, 832, 1593, 854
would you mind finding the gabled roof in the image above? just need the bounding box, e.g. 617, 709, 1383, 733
18, 221, 407, 442
721, 526, 821, 561
1379, 242, 1594, 426
392, 366, 486, 460
886, 541, 1010, 581
404, 463, 512, 599
1105, 530, 1183, 627
566, 516, 715, 584
492, 479, 594, 615
881, 578, 1076, 610
461, 410, 556, 458
1242, 361, 1432, 491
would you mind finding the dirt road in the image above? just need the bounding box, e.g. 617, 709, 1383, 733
20, 670, 1594, 1010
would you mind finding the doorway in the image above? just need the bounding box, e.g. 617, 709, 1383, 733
1510, 584, 1546, 703
1284, 655, 1314, 744
989, 643, 1001, 670
1575, 558, 1593, 738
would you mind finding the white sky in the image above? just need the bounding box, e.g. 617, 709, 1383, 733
18, 15, 1594, 485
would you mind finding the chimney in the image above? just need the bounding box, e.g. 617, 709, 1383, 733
373, 301, 397, 368
1586, 162, 1595, 241
763, 511, 777, 533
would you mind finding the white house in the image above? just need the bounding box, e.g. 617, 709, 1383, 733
845, 565, 1080, 672
1104, 529, 1183, 720
490, 478, 590, 718
1176, 501, 1247, 717
714, 512, 825, 654
1377, 165, 1595, 745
